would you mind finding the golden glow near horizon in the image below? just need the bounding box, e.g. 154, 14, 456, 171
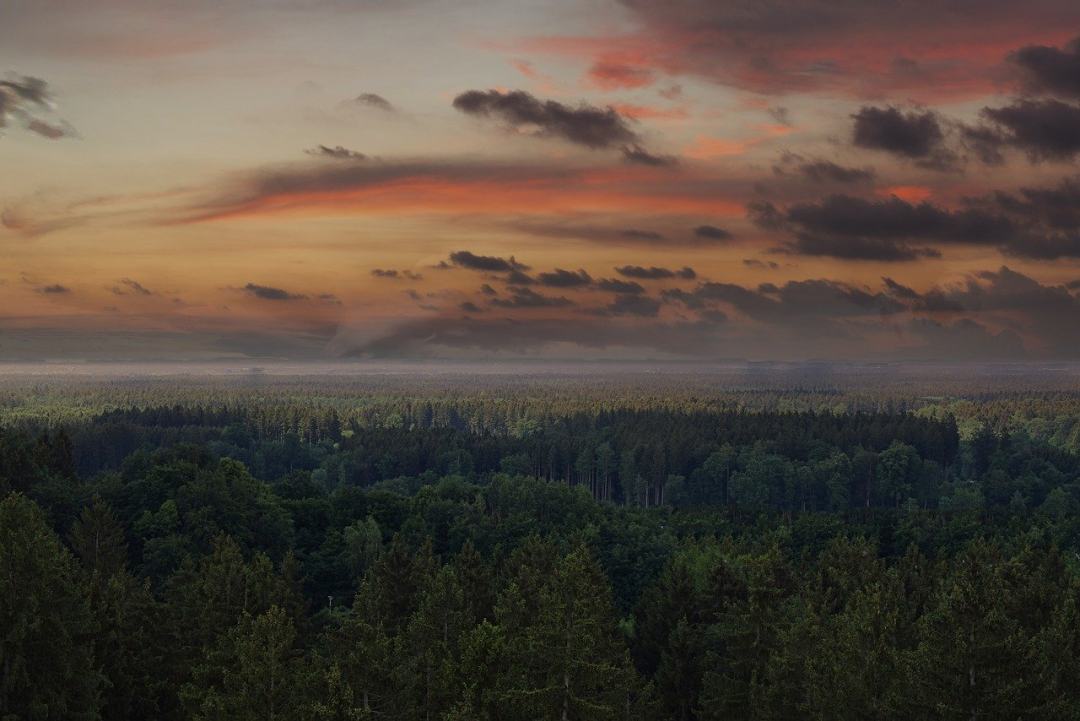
4, 1, 1080, 360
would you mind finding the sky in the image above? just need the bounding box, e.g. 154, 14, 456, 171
5, 0, 1080, 361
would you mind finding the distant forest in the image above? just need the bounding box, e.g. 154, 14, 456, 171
2, 370, 1079, 720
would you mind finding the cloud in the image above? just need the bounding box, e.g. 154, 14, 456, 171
774, 153, 875, 184
37, 284, 70, 294
243, 283, 307, 301
621, 144, 678, 167
664, 277, 904, 323
757, 194, 1014, 261
502, 215, 747, 248
1009, 37, 1080, 98
591, 1, 1080, 98
758, 177, 1080, 262
168, 156, 737, 225
694, 224, 733, 241
345, 314, 729, 358
304, 145, 367, 160
448, 250, 528, 272
621, 228, 665, 242
0, 75, 75, 140
743, 259, 779, 270
351, 93, 396, 112
112, 278, 153, 296
978, 99, 1080, 161
459, 301, 483, 313
537, 268, 592, 288
490, 286, 574, 308
587, 62, 655, 90
882, 277, 920, 300
616, 265, 695, 280
851, 106, 957, 169
26, 118, 74, 139
453, 89, 639, 149
601, 293, 662, 317
907, 317, 1026, 359
506, 270, 536, 285
317, 293, 342, 306
0, 76, 50, 107
371, 268, 422, 280
595, 278, 645, 294
340, 266, 1080, 359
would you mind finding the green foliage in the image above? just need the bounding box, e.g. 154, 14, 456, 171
2, 380, 1080, 720
0, 494, 101, 720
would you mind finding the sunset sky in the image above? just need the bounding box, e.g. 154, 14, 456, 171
5, 0, 1080, 360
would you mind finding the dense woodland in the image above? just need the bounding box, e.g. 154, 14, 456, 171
2, 369, 1080, 720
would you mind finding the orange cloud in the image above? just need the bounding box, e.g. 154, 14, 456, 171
176, 170, 745, 225
610, 103, 688, 121
880, 186, 933, 203
587, 60, 655, 90
684, 125, 791, 159
519, 17, 1080, 101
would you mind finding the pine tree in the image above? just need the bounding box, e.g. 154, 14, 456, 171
498, 545, 637, 720
187, 605, 306, 721
0, 493, 102, 720
900, 540, 1034, 720
70, 496, 129, 581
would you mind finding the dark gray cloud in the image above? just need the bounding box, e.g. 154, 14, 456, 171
602, 293, 662, 317
448, 250, 528, 273
882, 277, 920, 300
506, 270, 536, 286
595, 278, 645, 294
501, 218, 739, 248
537, 268, 592, 288
0, 76, 50, 107
341, 265, 1080, 359
907, 318, 1026, 359
490, 286, 574, 308
694, 224, 733, 241
978, 99, 1080, 162
243, 283, 307, 301
664, 278, 904, 322
616, 265, 695, 280
756, 194, 1016, 261
453, 89, 639, 149
459, 301, 483, 313
352, 93, 396, 112
371, 268, 422, 280
304, 145, 367, 160
112, 278, 153, 296
621, 144, 678, 167
621, 228, 665, 242
992, 176, 1080, 229
778, 233, 942, 262
317, 293, 342, 306
0, 75, 75, 140
37, 283, 70, 294
758, 176, 1080, 261
774, 154, 876, 184
1009, 38, 1080, 98
452, 88, 672, 163
851, 106, 957, 169
743, 259, 779, 270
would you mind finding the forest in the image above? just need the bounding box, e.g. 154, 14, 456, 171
2, 365, 1080, 720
